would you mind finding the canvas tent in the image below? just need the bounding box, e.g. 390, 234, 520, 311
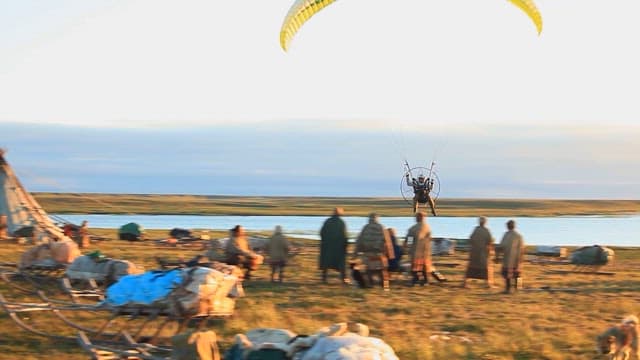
0, 150, 72, 242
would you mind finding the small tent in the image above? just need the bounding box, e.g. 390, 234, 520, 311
118, 222, 144, 241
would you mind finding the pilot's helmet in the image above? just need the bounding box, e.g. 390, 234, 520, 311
418, 174, 425, 180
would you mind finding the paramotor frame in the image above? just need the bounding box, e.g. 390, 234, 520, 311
400, 166, 441, 205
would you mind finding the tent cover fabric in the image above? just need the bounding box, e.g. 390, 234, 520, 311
0, 150, 72, 242
119, 222, 143, 236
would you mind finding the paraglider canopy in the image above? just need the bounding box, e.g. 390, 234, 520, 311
280, 0, 543, 51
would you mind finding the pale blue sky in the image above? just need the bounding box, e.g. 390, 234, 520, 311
1, 1, 639, 198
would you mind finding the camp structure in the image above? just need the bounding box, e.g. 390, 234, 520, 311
0, 150, 72, 243
119, 222, 144, 241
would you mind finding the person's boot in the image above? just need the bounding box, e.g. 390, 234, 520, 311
429, 200, 437, 217
367, 272, 375, 289
504, 279, 511, 294
461, 278, 469, 289
279, 269, 284, 283
421, 270, 429, 286
411, 272, 419, 287
341, 270, 350, 285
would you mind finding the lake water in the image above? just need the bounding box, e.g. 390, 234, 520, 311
52, 214, 640, 247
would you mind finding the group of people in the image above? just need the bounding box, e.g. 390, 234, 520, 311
461, 217, 525, 293
318, 208, 525, 294
221, 207, 526, 294
318, 207, 436, 291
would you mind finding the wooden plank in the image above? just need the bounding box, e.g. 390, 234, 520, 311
544, 269, 616, 276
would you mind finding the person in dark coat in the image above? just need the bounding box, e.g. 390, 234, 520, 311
387, 228, 403, 272
319, 207, 349, 284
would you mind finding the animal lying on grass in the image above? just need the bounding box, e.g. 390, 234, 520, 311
597, 315, 638, 359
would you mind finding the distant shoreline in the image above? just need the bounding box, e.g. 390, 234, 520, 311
33, 192, 640, 217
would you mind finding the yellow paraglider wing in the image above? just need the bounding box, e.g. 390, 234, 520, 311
279, 0, 542, 51
280, 0, 338, 51
508, 0, 543, 34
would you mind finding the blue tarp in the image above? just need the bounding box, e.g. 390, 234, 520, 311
105, 269, 183, 306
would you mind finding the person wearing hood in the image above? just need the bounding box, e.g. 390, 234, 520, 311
405, 212, 433, 286
462, 217, 496, 289
319, 207, 350, 284
266, 225, 290, 283
355, 213, 395, 291
499, 220, 525, 293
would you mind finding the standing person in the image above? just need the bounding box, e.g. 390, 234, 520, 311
405, 212, 432, 286
387, 228, 403, 272
319, 207, 350, 284
225, 225, 260, 280
77, 220, 90, 249
0, 214, 7, 240
499, 220, 525, 293
355, 213, 395, 291
462, 217, 495, 289
265, 225, 290, 283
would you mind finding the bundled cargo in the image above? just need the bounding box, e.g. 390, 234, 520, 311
534, 245, 568, 258
66, 253, 143, 284
104, 267, 241, 317
225, 323, 399, 360
432, 238, 456, 256
19, 240, 81, 269
570, 245, 615, 265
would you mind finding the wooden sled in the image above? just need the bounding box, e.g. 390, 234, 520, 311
77, 331, 172, 360
522, 286, 580, 294
0, 288, 233, 346
544, 267, 616, 276
153, 238, 207, 250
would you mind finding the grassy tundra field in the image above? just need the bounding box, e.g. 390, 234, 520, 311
33, 193, 640, 217
0, 228, 639, 360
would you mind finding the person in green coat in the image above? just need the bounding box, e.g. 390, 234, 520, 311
319, 207, 349, 284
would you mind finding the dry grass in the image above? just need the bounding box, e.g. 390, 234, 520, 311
1, 230, 639, 359
32, 193, 640, 217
